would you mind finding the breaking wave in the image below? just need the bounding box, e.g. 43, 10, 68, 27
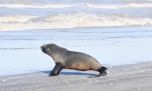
0, 3, 152, 9
86, 3, 152, 9
0, 13, 152, 31
0, 0, 152, 31
0, 4, 78, 9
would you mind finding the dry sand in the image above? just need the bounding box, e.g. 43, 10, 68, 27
0, 61, 152, 91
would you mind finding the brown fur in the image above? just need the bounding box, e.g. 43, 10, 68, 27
41, 43, 107, 76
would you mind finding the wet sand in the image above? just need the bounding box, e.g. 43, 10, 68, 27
0, 61, 152, 91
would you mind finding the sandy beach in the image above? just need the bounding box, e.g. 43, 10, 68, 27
0, 61, 152, 91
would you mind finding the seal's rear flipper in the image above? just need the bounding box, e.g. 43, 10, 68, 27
98, 66, 108, 76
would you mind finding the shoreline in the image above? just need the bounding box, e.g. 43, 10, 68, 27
0, 61, 150, 77
0, 61, 152, 91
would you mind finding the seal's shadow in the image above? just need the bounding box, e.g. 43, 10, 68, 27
41, 70, 96, 76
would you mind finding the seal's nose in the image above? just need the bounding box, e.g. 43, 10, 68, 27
41, 46, 46, 53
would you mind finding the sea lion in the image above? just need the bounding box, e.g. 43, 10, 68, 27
41, 43, 107, 77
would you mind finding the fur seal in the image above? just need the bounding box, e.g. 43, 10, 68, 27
41, 43, 107, 77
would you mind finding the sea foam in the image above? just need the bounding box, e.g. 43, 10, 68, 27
0, 13, 152, 31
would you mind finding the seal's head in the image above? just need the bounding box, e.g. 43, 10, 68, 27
41, 43, 57, 54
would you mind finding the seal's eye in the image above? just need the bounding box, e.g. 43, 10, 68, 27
46, 48, 50, 51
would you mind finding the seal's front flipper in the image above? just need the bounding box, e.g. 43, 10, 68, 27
49, 63, 63, 77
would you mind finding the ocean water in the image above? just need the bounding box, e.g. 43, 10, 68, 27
1, 27, 152, 76
0, 0, 152, 31
0, 0, 152, 76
